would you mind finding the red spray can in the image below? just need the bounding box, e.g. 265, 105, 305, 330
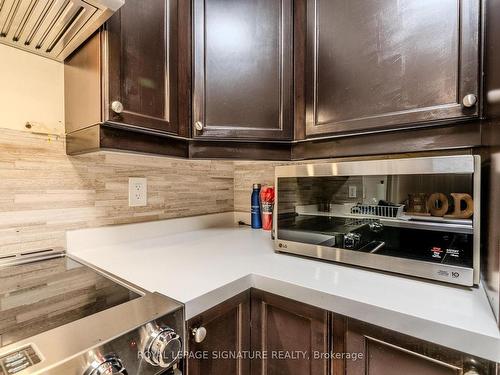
260, 186, 275, 231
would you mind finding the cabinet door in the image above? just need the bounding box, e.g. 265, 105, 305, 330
344, 318, 493, 375
192, 0, 293, 140
251, 289, 329, 375
105, 0, 182, 135
305, 0, 480, 137
187, 291, 251, 375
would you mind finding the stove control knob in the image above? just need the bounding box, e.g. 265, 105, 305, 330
464, 359, 483, 375
84, 354, 127, 375
144, 326, 182, 368
344, 233, 361, 249
369, 221, 384, 233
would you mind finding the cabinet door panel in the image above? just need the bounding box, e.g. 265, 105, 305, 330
193, 0, 293, 140
306, 0, 480, 137
363, 337, 458, 375
344, 318, 493, 375
187, 291, 250, 375
106, 0, 179, 134
251, 289, 329, 375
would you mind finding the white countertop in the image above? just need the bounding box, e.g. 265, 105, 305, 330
66, 213, 500, 362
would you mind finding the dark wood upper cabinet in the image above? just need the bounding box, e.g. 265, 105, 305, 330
65, 0, 489, 157
484, 0, 500, 119
186, 291, 251, 375
305, 0, 481, 137
250, 289, 329, 375
192, 0, 293, 140
65, 0, 190, 137
106, 0, 186, 135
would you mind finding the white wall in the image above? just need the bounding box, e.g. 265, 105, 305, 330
0, 45, 64, 135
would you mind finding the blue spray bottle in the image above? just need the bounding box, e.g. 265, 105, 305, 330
251, 184, 262, 229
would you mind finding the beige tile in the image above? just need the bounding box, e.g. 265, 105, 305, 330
0, 128, 235, 256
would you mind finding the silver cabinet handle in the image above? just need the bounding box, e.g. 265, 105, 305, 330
462, 94, 477, 108
191, 326, 207, 343
194, 121, 204, 131
111, 101, 124, 114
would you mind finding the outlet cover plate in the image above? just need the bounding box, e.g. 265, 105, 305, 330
348, 185, 357, 198
129, 177, 147, 207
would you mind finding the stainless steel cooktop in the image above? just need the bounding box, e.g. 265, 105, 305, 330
0, 250, 184, 375
0, 255, 140, 349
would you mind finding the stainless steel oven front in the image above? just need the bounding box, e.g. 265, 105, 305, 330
274, 155, 481, 286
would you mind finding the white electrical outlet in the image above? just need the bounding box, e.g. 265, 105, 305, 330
129, 177, 147, 207
348, 185, 357, 198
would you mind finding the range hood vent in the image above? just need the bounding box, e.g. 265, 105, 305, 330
0, 0, 123, 61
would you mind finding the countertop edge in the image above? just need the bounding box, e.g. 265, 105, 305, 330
179, 273, 500, 363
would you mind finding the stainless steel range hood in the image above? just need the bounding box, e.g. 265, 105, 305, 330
0, 0, 123, 61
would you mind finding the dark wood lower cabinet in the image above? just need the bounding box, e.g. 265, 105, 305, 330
186, 290, 251, 375
250, 289, 329, 375
185, 289, 495, 375
343, 318, 495, 375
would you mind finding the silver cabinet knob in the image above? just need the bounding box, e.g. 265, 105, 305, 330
191, 326, 207, 343
111, 101, 124, 114
462, 94, 477, 108
194, 121, 204, 131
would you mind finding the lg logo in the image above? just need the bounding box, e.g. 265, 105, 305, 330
278, 243, 288, 249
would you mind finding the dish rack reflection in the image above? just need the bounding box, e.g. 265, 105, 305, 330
350, 203, 404, 218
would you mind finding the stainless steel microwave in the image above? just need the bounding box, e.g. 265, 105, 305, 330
274, 155, 481, 286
